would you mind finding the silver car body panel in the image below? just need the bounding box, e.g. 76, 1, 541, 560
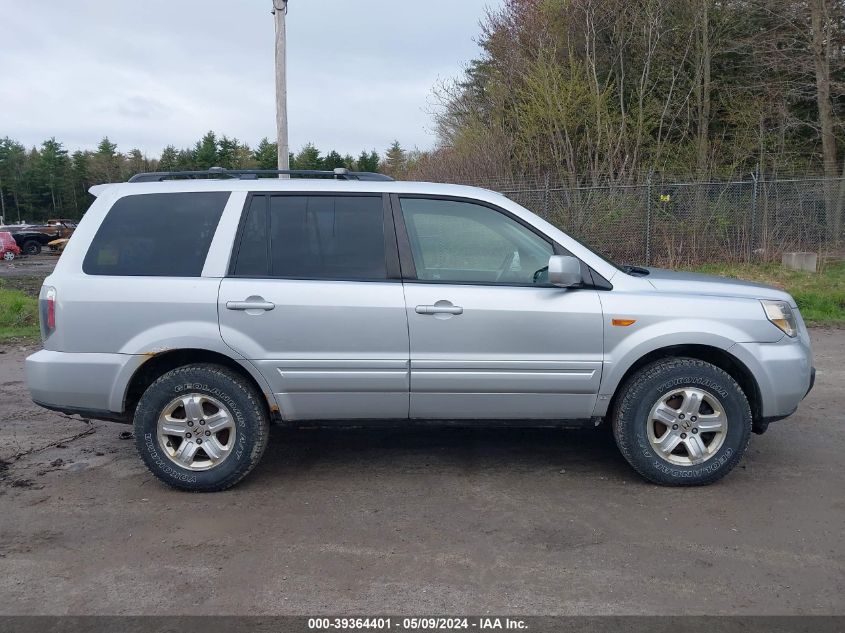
32, 188, 277, 412
644, 267, 795, 304
591, 280, 801, 418
218, 278, 410, 420
26, 179, 814, 425
403, 283, 603, 419
27, 349, 147, 412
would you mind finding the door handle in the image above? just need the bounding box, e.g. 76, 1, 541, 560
226, 299, 275, 311
415, 304, 463, 315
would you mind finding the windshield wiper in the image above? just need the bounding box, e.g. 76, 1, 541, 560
622, 265, 650, 276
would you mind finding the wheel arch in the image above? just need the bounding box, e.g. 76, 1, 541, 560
603, 344, 763, 431
123, 348, 278, 421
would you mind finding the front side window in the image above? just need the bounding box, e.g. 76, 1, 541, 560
83, 192, 229, 276
400, 197, 554, 284
232, 195, 387, 280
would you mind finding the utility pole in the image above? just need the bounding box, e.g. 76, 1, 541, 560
273, 0, 290, 172
0, 174, 6, 224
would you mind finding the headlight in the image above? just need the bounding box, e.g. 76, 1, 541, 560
761, 300, 797, 337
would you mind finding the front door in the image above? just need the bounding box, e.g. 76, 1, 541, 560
219, 193, 409, 420
395, 196, 604, 420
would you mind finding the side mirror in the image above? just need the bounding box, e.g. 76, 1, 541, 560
548, 255, 582, 288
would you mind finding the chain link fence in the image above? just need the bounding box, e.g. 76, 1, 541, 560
437, 175, 844, 267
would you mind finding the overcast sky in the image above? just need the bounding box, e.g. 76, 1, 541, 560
1, 0, 498, 158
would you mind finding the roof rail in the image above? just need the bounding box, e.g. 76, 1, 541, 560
127, 167, 394, 183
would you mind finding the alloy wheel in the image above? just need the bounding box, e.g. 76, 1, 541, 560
156, 393, 237, 471
646, 387, 728, 466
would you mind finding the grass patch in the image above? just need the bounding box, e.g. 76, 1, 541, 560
0, 280, 40, 342
691, 261, 845, 326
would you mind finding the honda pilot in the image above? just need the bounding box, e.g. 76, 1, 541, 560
26, 169, 815, 491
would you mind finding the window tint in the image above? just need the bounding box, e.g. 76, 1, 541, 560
83, 192, 228, 276
400, 198, 554, 284
233, 196, 269, 276
271, 196, 386, 279
233, 195, 386, 279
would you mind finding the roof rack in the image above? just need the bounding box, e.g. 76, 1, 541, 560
127, 166, 394, 183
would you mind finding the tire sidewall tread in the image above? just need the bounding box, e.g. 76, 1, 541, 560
612, 357, 751, 486
133, 364, 269, 492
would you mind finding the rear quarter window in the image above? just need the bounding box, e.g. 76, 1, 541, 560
83, 192, 229, 276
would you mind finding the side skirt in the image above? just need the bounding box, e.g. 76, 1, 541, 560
283, 417, 602, 429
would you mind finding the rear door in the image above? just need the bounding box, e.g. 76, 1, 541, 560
218, 193, 410, 420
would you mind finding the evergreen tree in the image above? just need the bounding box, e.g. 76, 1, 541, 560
69, 150, 93, 216
37, 138, 69, 215
0, 137, 27, 223
217, 135, 241, 169
94, 136, 121, 183
193, 131, 219, 170
158, 145, 179, 171
294, 143, 322, 170
127, 148, 147, 176
0, 135, 404, 222
253, 138, 278, 170
384, 141, 407, 177
176, 149, 195, 171
357, 149, 380, 172
323, 150, 345, 170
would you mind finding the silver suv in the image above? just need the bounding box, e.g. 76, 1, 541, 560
26, 169, 815, 491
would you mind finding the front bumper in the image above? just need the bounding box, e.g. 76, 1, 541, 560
26, 349, 146, 416
728, 335, 814, 420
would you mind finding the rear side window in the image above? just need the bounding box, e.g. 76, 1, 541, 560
232, 196, 269, 276
83, 192, 229, 276
232, 195, 387, 280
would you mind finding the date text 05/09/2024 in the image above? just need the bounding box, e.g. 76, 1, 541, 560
307, 617, 528, 630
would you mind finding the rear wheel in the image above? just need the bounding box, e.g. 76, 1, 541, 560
612, 358, 751, 486
134, 364, 269, 491
2, 251, 14, 261
21, 240, 41, 255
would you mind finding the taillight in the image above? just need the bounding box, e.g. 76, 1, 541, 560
39, 286, 56, 340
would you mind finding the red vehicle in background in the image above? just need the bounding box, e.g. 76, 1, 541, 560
0, 231, 22, 261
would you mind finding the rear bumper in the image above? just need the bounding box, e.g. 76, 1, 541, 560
26, 349, 146, 415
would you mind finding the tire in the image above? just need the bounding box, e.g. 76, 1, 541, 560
612, 357, 751, 486
21, 240, 41, 255
133, 364, 269, 492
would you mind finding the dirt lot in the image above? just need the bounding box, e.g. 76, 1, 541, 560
0, 326, 843, 616
0, 253, 58, 279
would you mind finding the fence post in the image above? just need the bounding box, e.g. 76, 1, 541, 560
645, 174, 652, 266
543, 172, 550, 219
749, 169, 759, 261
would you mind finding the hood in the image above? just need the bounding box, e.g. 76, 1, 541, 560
644, 268, 795, 305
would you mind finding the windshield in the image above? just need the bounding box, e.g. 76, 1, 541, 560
565, 233, 623, 271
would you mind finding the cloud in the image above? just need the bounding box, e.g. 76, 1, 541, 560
0, 0, 498, 157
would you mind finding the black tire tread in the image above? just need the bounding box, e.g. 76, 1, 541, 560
133, 363, 269, 492
22, 240, 42, 255
612, 357, 752, 486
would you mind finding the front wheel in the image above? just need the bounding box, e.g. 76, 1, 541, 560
134, 364, 269, 491
612, 358, 751, 486
2, 251, 15, 261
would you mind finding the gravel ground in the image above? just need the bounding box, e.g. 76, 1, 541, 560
0, 329, 842, 615
0, 254, 57, 303
0, 254, 57, 284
